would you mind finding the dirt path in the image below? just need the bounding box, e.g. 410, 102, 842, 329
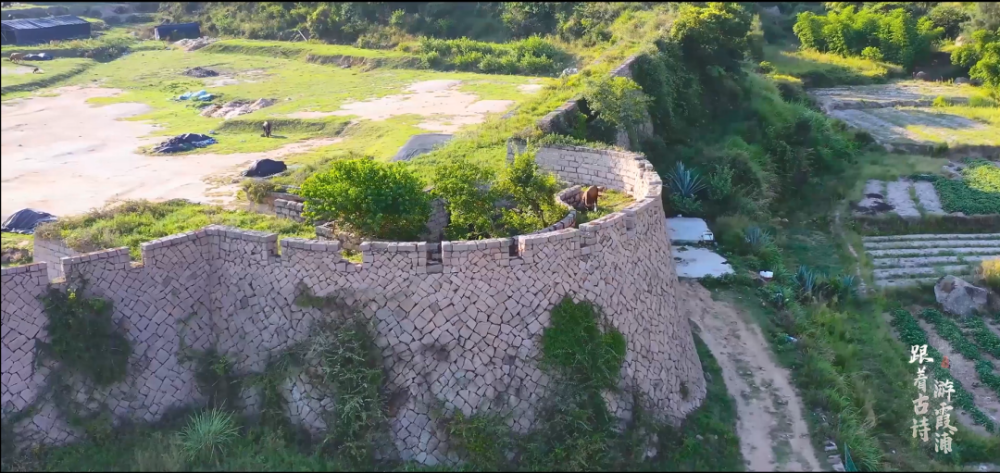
1, 86, 336, 219
915, 318, 1000, 436
677, 281, 823, 472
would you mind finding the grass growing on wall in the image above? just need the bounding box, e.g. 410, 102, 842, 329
1, 232, 33, 267
574, 189, 635, 226
34, 200, 315, 260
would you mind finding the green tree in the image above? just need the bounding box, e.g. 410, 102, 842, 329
671, 2, 754, 75
494, 150, 562, 235
583, 76, 652, 149
300, 158, 430, 240
794, 10, 828, 50
969, 30, 1000, 98
432, 159, 503, 240
927, 4, 971, 39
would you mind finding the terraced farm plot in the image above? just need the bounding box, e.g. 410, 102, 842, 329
863, 233, 1000, 288
855, 178, 947, 218
811, 82, 999, 154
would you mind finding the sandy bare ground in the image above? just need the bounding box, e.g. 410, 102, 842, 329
677, 281, 822, 472
286, 79, 516, 133
915, 317, 1000, 436
0, 86, 335, 219
1, 65, 37, 75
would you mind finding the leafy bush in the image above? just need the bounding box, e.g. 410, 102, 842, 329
860, 46, 883, 62
494, 150, 563, 235
240, 179, 280, 204
416, 36, 567, 76
979, 258, 1000, 293
583, 76, 652, 148
38, 287, 132, 387
300, 158, 430, 240
433, 150, 562, 240
951, 29, 1000, 99
432, 158, 503, 240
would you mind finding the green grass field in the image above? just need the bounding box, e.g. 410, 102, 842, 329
763, 45, 904, 87
4, 45, 545, 160
873, 106, 1000, 147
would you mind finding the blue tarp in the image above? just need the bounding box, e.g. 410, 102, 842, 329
178, 90, 213, 101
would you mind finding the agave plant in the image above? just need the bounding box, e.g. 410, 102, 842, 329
795, 265, 820, 299
838, 274, 857, 298
744, 226, 772, 252
666, 162, 707, 198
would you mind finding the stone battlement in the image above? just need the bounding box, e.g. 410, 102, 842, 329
3, 128, 702, 467
2, 143, 703, 465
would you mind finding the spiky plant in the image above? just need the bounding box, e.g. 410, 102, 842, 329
666, 162, 707, 199
178, 409, 240, 464
795, 266, 820, 299
743, 226, 772, 252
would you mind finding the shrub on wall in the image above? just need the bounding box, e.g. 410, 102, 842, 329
300, 158, 431, 240
38, 286, 132, 387
432, 150, 562, 240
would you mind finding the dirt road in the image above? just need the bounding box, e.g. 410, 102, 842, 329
677, 281, 823, 472
0, 87, 335, 220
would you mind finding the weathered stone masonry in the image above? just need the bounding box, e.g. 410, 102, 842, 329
2, 145, 706, 466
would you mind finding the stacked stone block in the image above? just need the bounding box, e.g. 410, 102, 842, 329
32, 238, 81, 280
274, 199, 306, 222
1, 142, 704, 466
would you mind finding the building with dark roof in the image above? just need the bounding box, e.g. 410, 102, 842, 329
1, 15, 90, 45
153, 22, 200, 41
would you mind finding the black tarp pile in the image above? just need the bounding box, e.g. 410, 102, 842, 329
151, 133, 217, 154
1, 209, 57, 234
242, 159, 287, 178
23, 53, 52, 61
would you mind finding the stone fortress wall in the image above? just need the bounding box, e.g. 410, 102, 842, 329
2, 59, 706, 467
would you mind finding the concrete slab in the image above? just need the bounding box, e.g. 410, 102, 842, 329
392, 133, 454, 162
666, 217, 713, 243
672, 245, 734, 279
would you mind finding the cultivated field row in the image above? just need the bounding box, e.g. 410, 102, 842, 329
864, 233, 1000, 288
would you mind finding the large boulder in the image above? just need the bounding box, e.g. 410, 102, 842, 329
934, 276, 990, 317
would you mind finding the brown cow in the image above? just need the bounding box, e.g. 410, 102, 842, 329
581, 186, 605, 212
8, 53, 24, 64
